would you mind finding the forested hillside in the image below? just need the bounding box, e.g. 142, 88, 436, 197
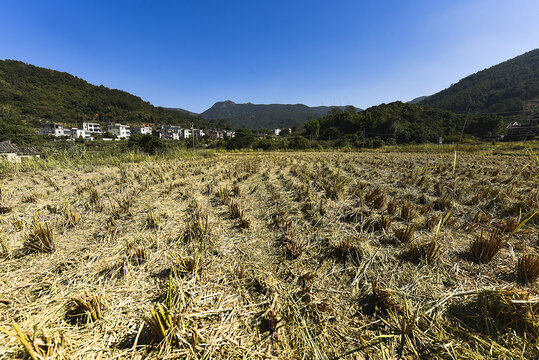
421, 49, 539, 114
304, 102, 504, 146
0, 60, 202, 132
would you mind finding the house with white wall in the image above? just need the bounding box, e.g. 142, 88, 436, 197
160, 125, 182, 140
82, 122, 102, 135
39, 122, 68, 137
132, 126, 153, 135
107, 124, 131, 139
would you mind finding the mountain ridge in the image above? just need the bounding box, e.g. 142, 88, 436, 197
201, 100, 361, 129
420, 49, 539, 115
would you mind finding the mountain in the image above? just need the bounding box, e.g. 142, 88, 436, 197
420, 49, 539, 114
0, 60, 203, 133
407, 96, 428, 104
201, 100, 360, 129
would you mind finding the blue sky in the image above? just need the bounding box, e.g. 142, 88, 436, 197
1, 0, 538, 113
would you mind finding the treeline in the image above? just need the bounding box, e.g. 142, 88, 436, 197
302, 102, 505, 146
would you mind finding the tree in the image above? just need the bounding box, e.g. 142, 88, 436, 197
127, 134, 166, 154
304, 118, 320, 139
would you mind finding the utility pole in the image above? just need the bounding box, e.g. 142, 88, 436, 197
191, 122, 195, 151
363, 126, 366, 148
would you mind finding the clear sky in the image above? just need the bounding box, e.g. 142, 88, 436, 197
1, 0, 538, 113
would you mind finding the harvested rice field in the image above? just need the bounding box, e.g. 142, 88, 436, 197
1, 149, 538, 359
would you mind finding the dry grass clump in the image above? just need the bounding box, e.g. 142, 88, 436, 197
87, 185, 102, 211
24, 219, 54, 253
11, 323, 66, 360
22, 192, 39, 203
450, 289, 539, 337
362, 281, 402, 315
330, 236, 366, 263
172, 253, 201, 276
145, 303, 180, 344
283, 236, 304, 259
0, 229, 8, 256
228, 200, 250, 228
321, 169, 349, 200
126, 241, 147, 265
516, 254, 539, 285
374, 213, 392, 232
400, 201, 417, 221
61, 204, 80, 228
260, 295, 281, 333
12, 215, 24, 230
145, 208, 160, 229
181, 202, 211, 249
394, 224, 416, 244
470, 226, 505, 263
386, 198, 398, 216
0, 204, 12, 214
409, 239, 440, 264
66, 293, 105, 324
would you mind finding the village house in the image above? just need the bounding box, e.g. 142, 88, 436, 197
182, 129, 192, 139
0, 140, 40, 162
207, 129, 224, 139
132, 126, 153, 135
82, 122, 102, 135
160, 125, 182, 140
107, 123, 131, 139
68, 128, 93, 141
506, 114, 538, 141
39, 122, 67, 137
193, 129, 205, 138
223, 130, 236, 138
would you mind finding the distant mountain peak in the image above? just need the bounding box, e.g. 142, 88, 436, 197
201, 101, 361, 129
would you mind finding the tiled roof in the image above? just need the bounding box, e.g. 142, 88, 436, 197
0, 141, 20, 154
18, 147, 39, 155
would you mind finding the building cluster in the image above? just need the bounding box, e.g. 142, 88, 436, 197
38, 122, 236, 141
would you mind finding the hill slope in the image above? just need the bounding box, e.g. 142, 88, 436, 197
201, 100, 359, 129
0, 60, 201, 131
420, 49, 539, 114
306, 101, 505, 145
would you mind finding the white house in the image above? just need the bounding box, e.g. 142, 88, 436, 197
223, 130, 236, 138
107, 123, 131, 139
182, 129, 192, 138
160, 125, 182, 140
207, 129, 224, 139
193, 129, 205, 138
274, 128, 282, 136
39, 122, 67, 137
82, 122, 102, 134
132, 126, 153, 135
69, 128, 93, 141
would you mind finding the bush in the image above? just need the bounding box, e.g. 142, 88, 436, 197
288, 136, 309, 149
127, 134, 166, 154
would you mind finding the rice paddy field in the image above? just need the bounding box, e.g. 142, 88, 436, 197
1, 146, 538, 359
